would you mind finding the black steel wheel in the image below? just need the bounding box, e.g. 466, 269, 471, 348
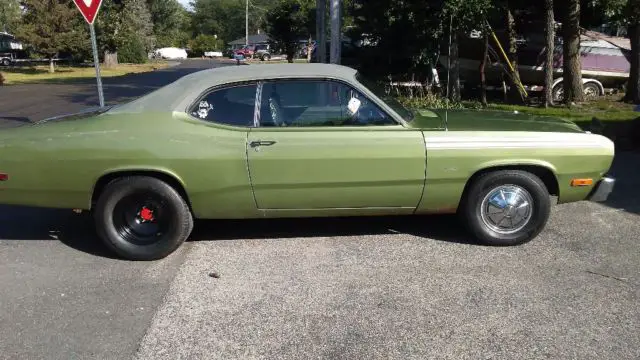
94, 176, 193, 261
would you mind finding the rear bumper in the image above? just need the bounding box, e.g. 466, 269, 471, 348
588, 176, 615, 202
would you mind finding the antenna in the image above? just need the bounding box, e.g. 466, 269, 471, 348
445, 13, 452, 131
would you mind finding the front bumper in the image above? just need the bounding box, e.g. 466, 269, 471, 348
588, 176, 616, 202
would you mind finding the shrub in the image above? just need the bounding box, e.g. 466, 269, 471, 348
118, 36, 148, 64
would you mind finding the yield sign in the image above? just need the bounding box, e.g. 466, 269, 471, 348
72, 0, 103, 25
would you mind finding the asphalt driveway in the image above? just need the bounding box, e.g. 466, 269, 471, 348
0, 58, 235, 127
0, 59, 638, 359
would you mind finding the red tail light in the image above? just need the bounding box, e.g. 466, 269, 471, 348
0, 173, 8, 181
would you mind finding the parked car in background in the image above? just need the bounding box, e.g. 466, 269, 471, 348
0, 63, 615, 261
204, 51, 223, 58
234, 45, 255, 59
151, 47, 188, 60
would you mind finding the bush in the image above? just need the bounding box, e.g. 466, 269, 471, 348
118, 36, 148, 64
397, 93, 469, 110
0, 72, 4, 86
188, 34, 224, 57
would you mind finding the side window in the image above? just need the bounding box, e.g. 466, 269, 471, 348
189, 84, 257, 127
258, 80, 396, 127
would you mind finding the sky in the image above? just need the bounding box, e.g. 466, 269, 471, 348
177, 0, 192, 10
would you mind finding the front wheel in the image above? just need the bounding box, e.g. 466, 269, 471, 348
94, 176, 194, 261
459, 170, 551, 246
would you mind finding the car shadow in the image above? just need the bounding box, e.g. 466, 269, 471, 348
600, 151, 640, 215
0, 204, 476, 259
188, 214, 476, 245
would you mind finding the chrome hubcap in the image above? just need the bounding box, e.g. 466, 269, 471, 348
480, 185, 534, 234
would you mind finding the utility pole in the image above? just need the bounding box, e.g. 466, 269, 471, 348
245, 0, 249, 46
316, 0, 327, 63
329, 0, 341, 64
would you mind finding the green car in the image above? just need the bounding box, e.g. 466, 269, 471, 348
0, 63, 615, 260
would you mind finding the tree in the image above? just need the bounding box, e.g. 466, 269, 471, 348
96, 0, 155, 66
265, 0, 314, 63
0, 0, 21, 33
441, 0, 493, 102
624, 0, 640, 103
147, 0, 190, 47
562, 0, 584, 105
188, 34, 223, 56
544, 0, 555, 107
190, 0, 274, 44
15, 0, 89, 73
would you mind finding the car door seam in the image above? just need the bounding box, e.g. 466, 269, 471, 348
413, 131, 428, 214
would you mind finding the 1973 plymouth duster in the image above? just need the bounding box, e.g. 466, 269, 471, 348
0, 63, 615, 260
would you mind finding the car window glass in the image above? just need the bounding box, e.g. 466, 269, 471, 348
189, 84, 256, 127
258, 80, 396, 127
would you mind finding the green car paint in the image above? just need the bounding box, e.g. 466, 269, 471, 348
0, 63, 615, 220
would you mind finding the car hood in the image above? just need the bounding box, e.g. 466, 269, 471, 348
406, 108, 584, 133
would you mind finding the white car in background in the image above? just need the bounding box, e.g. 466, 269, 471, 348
151, 47, 188, 60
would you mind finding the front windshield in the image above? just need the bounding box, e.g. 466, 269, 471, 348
355, 72, 416, 122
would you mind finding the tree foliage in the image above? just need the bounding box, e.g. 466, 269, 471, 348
190, 0, 273, 44
188, 33, 224, 56
147, 0, 190, 47
15, 0, 89, 72
0, 0, 21, 33
95, 0, 156, 65
265, 0, 314, 63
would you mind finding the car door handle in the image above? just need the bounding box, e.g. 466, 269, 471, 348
249, 140, 277, 147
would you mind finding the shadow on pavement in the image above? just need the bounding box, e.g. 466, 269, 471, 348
0, 206, 119, 259
601, 151, 640, 215
0, 116, 30, 123
0, 204, 476, 260
190, 214, 476, 245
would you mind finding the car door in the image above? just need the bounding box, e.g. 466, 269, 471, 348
246, 78, 426, 211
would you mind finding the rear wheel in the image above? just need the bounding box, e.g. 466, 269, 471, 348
1, 58, 10, 66
94, 176, 194, 261
459, 170, 551, 246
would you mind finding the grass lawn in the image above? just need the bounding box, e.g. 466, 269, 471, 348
0, 61, 170, 85
472, 96, 638, 122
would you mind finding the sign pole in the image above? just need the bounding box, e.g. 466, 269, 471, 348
89, 23, 104, 108
72, 0, 104, 108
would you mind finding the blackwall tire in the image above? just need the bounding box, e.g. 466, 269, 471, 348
460, 170, 551, 246
94, 176, 193, 261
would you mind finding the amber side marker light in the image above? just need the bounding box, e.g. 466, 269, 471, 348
0, 173, 8, 181
571, 178, 593, 187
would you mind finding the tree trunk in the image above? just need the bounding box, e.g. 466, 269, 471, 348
286, 47, 294, 63
103, 50, 118, 68
544, 0, 555, 108
448, 32, 461, 103
307, 36, 313, 63
479, 34, 488, 107
507, 6, 525, 103
49, 58, 55, 73
624, 21, 640, 103
562, 0, 584, 105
